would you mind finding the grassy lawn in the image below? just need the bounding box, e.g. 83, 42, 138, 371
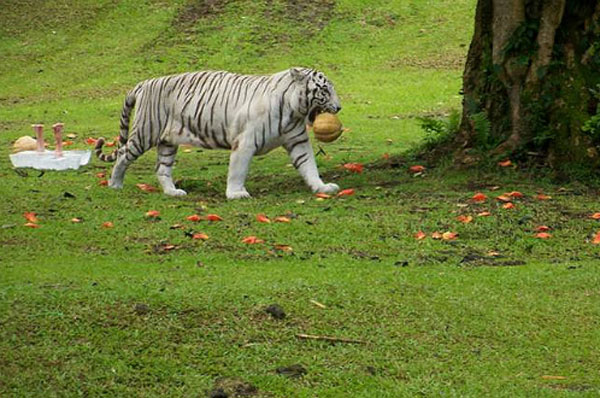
1, 0, 599, 396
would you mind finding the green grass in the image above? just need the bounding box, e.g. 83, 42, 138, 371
1, 0, 600, 397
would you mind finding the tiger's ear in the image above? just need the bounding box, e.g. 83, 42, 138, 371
289, 67, 306, 82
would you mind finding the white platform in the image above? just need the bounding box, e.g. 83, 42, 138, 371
9, 150, 92, 170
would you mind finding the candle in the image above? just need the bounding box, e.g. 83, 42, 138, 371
53, 123, 64, 157
32, 124, 44, 152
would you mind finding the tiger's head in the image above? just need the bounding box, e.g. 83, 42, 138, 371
290, 67, 341, 123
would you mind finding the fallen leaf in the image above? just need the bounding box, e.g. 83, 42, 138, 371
343, 163, 364, 173
274, 216, 291, 223
315, 193, 331, 199
337, 188, 355, 197
472, 192, 487, 202
477, 211, 492, 217
382, 153, 390, 160
535, 232, 552, 239
63, 140, 74, 146
487, 250, 500, 257
86, 137, 97, 145
456, 215, 473, 224
146, 210, 160, 218
496, 195, 512, 202
170, 223, 184, 230
507, 191, 524, 198
24, 222, 40, 228
498, 159, 512, 167
592, 231, 600, 244
99, 180, 109, 186
136, 183, 159, 193
163, 244, 176, 251
442, 231, 458, 241
502, 202, 515, 209
274, 244, 293, 252
536, 193, 552, 200
414, 231, 426, 240
105, 141, 116, 147
242, 236, 264, 244
23, 212, 38, 223
409, 165, 426, 173
204, 214, 223, 221
431, 231, 443, 240
71, 218, 82, 223
96, 172, 106, 179
101, 221, 114, 228
541, 375, 566, 380
536, 225, 551, 232
590, 213, 600, 220
192, 233, 209, 240
256, 214, 271, 223
186, 214, 201, 222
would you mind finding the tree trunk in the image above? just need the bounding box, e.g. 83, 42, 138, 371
456, 0, 600, 169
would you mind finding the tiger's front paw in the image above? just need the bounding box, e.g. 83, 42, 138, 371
226, 189, 252, 200
165, 188, 187, 197
314, 183, 339, 194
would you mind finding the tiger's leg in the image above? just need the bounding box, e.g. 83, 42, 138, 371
226, 135, 255, 199
156, 142, 186, 196
109, 138, 146, 189
283, 130, 339, 194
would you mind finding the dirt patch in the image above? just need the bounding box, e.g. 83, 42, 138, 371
210, 378, 260, 397
175, 0, 229, 31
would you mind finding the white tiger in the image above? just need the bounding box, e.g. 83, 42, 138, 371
95, 67, 342, 199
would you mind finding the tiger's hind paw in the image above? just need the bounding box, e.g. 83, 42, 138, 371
165, 188, 187, 197
226, 189, 252, 200
108, 179, 123, 189
315, 183, 339, 194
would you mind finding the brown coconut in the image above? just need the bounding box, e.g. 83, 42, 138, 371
312, 113, 343, 143
13, 136, 38, 152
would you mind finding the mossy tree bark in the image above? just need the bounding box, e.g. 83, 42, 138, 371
456, 0, 600, 167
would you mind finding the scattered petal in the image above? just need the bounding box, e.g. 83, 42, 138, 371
105, 141, 116, 147
343, 163, 364, 173
163, 244, 176, 251
71, 218, 82, 223
592, 231, 600, 244
23, 212, 38, 223
63, 140, 74, 146
536, 193, 552, 201
186, 214, 201, 222
256, 214, 271, 223
472, 192, 487, 202
86, 137, 97, 145
535, 232, 552, 239
274, 244, 293, 252
414, 231, 426, 240
502, 202, 515, 209
477, 211, 492, 217
382, 153, 390, 160
536, 225, 551, 232
507, 191, 524, 198
409, 165, 426, 173
456, 215, 473, 224
442, 232, 458, 241
337, 188, 355, 197
99, 180, 108, 186
192, 233, 209, 240
315, 193, 331, 199
498, 159, 512, 167
101, 221, 114, 228
274, 216, 291, 223
146, 210, 160, 218
96, 172, 106, 179
204, 214, 223, 221
242, 236, 264, 244
496, 195, 512, 202
136, 183, 159, 193
590, 213, 600, 220
24, 222, 40, 228
431, 231, 443, 240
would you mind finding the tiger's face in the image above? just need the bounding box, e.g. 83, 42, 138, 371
290, 68, 342, 123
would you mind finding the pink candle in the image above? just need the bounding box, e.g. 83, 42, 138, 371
32, 124, 44, 152
53, 123, 64, 157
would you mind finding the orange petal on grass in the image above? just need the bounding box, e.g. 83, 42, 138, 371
431, 231, 443, 240
498, 159, 512, 167
535, 232, 552, 239
502, 202, 515, 209
496, 195, 512, 202
409, 165, 426, 173
192, 233, 209, 240
592, 231, 600, 244
382, 153, 390, 160
337, 188, 355, 197
86, 137, 97, 145
71, 218, 82, 223
23, 212, 38, 223
590, 213, 600, 220
414, 231, 427, 240
186, 214, 201, 222
343, 163, 364, 173
274, 216, 291, 223
96, 172, 106, 179
536, 225, 551, 232
256, 214, 271, 223
507, 191, 524, 198
101, 221, 114, 228
146, 210, 160, 218
472, 192, 487, 202
536, 193, 552, 200
274, 244, 293, 252
105, 141, 116, 147
204, 214, 223, 221
24, 222, 40, 228
136, 183, 159, 193
442, 232, 458, 241
242, 236, 264, 244
477, 211, 492, 217
63, 140, 74, 146
99, 180, 109, 186
315, 193, 332, 199
456, 215, 473, 224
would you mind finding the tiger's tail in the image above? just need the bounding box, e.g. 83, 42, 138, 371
95, 88, 138, 162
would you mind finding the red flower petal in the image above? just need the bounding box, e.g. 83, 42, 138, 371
24, 222, 40, 228
146, 210, 160, 218
456, 215, 473, 224
343, 163, 364, 173
409, 165, 426, 173
136, 183, 159, 193
242, 236, 264, 244
23, 212, 38, 223
192, 233, 209, 240
535, 232, 552, 239
472, 192, 487, 202
498, 159, 512, 167
186, 214, 201, 222
101, 221, 114, 228
337, 188, 355, 197
414, 231, 426, 240
315, 193, 331, 199
256, 214, 271, 223
274, 216, 291, 223
204, 214, 223, 222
